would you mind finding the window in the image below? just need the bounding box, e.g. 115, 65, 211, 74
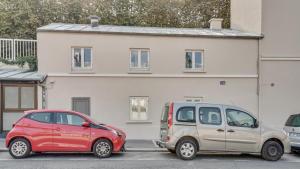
176, 107, 195, 123
226, 109, 255, 128
3, 85, 36, 111
28, 113, 52, 123
72, 97, 90, 116
286, 115, 300, 127
130, 49, 150, 70
129, 97, 149, 121
199, 107, 222, 125
55, 113, 85, 126
185, 50, 204, 70
72, 47, 92, 69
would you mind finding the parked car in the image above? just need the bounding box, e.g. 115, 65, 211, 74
6, 110, 126, 159
284, 114, 300, 153
156, 102, 290, 161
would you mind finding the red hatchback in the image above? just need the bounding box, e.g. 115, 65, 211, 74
6, 110, 126, 159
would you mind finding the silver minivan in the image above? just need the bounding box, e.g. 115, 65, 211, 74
157, 102, 290, 161
284, 114, 300, 153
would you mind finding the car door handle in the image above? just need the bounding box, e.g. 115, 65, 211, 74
227, 129, 235, 132
216, 129, 224, 132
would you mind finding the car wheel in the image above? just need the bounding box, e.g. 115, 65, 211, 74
9, 138, 31, 159
93, 139, 113, 158
167, 149, 176, 154
261, 141, 283, 161
176, 139, 197, 160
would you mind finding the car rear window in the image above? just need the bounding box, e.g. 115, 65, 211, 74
176, 107, 195, 123
28, 112, 52, 123
286, 114, 300, 127
161, 104, 169, 122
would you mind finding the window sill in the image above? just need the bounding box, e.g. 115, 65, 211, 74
126, 121, 152, 124
128, 70, 152, 74
70, 69, 95, 74
183, 69, 205, 73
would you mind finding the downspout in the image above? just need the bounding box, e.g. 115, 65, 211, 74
38, 75, 48, 109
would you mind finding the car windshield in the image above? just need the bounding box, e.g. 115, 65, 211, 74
285, 114, 300, 127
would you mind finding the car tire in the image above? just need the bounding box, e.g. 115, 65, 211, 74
176, 139, 197, 160
9, 138, 31, 159
93, 139, 113, 158
261, 141, 283, 161
167, 149, 176, 154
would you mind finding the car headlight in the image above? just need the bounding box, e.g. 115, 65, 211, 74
111, 130, 121, 136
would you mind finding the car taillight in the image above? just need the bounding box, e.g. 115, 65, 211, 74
167, 102, 174, 129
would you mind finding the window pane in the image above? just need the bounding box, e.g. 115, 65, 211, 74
29, 113, 51, 123
131, 50, 138, 68
199, 107, 222, 125
176, 107, 195, 122
73, 48, 81, 68
185, 52, 193, 69
226, 109, 254, 127
84, 48, 92, 67
21, 87, 35, 109
195, 52, 202, 68
56, 113, 85, 126
4, 87, 19, 109
130, 97, 148, 121
141, 51, 149, 68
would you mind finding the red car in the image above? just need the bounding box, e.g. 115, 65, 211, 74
6, 110, 126, 159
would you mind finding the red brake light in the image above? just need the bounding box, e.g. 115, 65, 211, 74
167, 102, 174, 129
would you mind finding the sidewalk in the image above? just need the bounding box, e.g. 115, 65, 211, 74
0, 138, 166, 152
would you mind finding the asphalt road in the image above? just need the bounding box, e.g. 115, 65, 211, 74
0, 152, 300, 169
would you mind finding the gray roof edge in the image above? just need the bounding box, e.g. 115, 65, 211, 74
37, 29, 263, 39
37, 23, 263, 39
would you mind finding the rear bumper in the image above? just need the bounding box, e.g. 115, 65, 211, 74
156, 140, 166, 148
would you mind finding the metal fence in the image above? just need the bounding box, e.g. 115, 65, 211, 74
0, 38, 37, 61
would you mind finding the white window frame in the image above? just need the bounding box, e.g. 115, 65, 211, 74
129, 48, 150, 71
71, 47, 93, 70
129, 96, 149, 121
185, 50, 204, 72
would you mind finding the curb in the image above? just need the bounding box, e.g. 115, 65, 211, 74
125, 148, 168, 152
0, 148, 168, 153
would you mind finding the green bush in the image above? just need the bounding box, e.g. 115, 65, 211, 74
0, 56, 37, 71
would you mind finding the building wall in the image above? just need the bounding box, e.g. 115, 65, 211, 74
38, 32, 259, 139
37, 32, 258, 75
231, 0, 262, 34
259, 0, 300, 129
45, 76, 257, 139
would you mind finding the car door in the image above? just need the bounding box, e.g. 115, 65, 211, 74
196, 104, 226, 151
224, 106, 261, 152
24, 112, 54, 151
52, 112, 91, 152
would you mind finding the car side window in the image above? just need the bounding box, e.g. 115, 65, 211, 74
55, 113, 85, 126
226, 109, 255, 128
28, 112, 52, 123
199, 107, 222, 125
176, 107, 195, 123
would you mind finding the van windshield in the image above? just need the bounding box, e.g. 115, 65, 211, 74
161, 104, 169, 122
286, 114, 300, 127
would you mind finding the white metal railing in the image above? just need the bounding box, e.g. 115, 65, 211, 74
0, 38, 37, 61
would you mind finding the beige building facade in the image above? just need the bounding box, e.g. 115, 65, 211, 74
231, 0, 300, 129
37, 26, 260, 139
34, 0, 300, 139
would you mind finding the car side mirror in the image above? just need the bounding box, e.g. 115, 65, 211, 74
82, 122, 90, 127
252, 119, 259, 128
